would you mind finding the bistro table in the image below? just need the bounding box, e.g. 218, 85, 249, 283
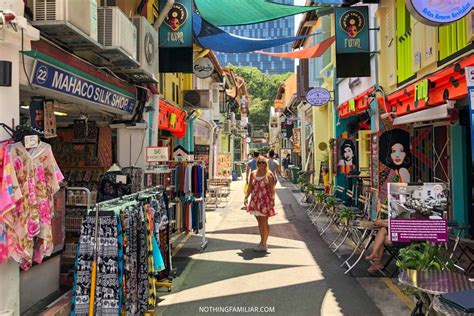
432, 296, 474, 316
398, 271, 473, 315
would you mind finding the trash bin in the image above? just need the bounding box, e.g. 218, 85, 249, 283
289, 166, 301, 184
234, 162, 243, 178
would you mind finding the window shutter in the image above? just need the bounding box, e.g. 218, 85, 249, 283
381, 3, 397, 87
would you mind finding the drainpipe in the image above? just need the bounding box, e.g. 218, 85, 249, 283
154, 0, 175, 31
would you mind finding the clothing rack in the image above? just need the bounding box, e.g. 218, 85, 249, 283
165, 160, 208, 251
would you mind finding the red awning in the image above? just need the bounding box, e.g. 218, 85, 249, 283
159, 100, 187, 138
256, 36, 335, 59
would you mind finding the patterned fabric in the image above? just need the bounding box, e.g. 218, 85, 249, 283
122, 207, 139, 315
97, 127, 113, 167
247, 175, 276, 217
0, 141, 14, 263
72, 216, 119, 316
137, 210, 149, 314
97, 171, 132, 202
146, 205, 157, 310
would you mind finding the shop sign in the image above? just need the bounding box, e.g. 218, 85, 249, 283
193, 57, 214, 79
146, 146, 169, 162
217, 153, 232, 178
348, 99, 356, 112
405, 0, 473, 26
414, 79, 430, 105
306, 87, 331, 106
335, 6, 370, 78
388, 183, 448, 243
160, 0, 192, 47
31, 60, 136, 113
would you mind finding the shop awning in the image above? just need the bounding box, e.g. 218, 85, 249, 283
194, 0, 322, 26
159, 101, 187, 138
393, 104, 449, 126
256, 36, 335, 59
193, 13, 312, 53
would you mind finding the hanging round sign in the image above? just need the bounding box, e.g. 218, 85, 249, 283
405, 0, 473, 26
306, 87, 331, 106
193, 57, 214, 79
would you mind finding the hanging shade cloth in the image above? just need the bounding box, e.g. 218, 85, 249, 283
193, 13, 312, 53
256, 36, 335, 59
195, 0, 322, 26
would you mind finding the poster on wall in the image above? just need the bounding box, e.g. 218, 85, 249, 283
292, 128, 301, 153
217, 153, 232, 178
337, 138, 357, 175
194, 144, 210, 169
378, 128, 412, 203
388, 182, 448, 243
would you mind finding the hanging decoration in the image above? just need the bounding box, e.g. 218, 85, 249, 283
256, 36, 335, 59
194, 0, 323, 26
158, 101, 187, 138
193, 13, 312, 53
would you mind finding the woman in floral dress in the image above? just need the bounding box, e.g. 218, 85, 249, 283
244, 156, 276, 252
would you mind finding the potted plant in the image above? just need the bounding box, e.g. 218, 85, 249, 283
396, 242, 453, 285
338, 207, 355, 225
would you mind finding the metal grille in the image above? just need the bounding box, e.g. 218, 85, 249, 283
412, 125, 450, 185
35, 0, 57, 21
97, 7, 113, 46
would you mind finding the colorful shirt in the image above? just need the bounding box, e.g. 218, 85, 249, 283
247, 175, 276, 217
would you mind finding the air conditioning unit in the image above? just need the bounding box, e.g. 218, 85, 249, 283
97, 6, 137, 60
223, 120, 231, 134
121, 16, 158, 83
183, 90, 210, 108
33, 0, 98, 40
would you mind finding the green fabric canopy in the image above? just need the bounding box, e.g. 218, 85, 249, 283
194, 0, 321, 26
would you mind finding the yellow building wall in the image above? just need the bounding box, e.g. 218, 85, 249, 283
283, 74, 297, 106
161, 73, 193, 107
312, 15, 335, 185
378, 0, 472, 95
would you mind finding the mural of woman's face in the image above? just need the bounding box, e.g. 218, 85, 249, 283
344, 147, 354, 161
391, 143, 406, 166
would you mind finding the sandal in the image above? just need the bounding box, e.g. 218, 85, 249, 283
367, 263, 384, 273
365, 255, 380, 261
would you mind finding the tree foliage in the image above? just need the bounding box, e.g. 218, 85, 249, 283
228, 65, 291, 127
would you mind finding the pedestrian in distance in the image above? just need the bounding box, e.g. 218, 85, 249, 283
246, 151, 259, 184
244, 156, 276, 252
282, 154, 291, 178
267, 149, 282, 183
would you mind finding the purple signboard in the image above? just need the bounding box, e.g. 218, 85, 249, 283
388, 182, 448, 243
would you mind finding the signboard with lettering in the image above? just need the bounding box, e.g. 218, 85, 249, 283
146, 147, 169, 162
193, 57, 214, 79
335, 6, 370, 78
217, 153, 232, 178
293, 128, 301, 153
388, 183, 448, 243
159, 0, 192, 47
406, 0, 473, 26
31, 60, 136, 113
306, 87, 331, 106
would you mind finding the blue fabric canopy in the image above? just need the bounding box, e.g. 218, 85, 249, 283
193, 13, 312, 53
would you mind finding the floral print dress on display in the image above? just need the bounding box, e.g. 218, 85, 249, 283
247, 175, 276, 217
2, 142, 63, 269
0, 141, 14, 263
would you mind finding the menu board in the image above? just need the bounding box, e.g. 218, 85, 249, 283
217, 153, 232, 178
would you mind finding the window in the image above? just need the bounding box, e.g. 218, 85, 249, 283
172, 82, 176, 102
358, 130, 371, 172
438, 17, 469, 61
396, 0, 413, 83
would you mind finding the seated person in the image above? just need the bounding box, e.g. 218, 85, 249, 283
366, 219, 392, 272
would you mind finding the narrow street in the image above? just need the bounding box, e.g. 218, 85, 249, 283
156, 179, 409, 316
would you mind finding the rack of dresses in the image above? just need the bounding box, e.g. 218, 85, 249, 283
70, 186, 172, 316
169, 160, 208, 251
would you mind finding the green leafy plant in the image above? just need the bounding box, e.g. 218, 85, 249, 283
396, 242, 453, 272
338, 207, 355, 224
324, 197, 336, 209
316, 192, 327, 204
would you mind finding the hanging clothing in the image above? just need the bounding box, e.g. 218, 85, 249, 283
98, 171, 132, 202
71, 215, 120, 316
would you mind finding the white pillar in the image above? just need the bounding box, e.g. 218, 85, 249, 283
0, 7, 39, 315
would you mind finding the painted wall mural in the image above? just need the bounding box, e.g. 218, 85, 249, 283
378, 128, 412, 203
337, 138, 357, 175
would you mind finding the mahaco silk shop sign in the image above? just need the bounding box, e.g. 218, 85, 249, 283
406, 0, 474, 26
31, 60, 136, 113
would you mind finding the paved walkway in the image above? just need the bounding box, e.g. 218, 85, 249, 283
155, 179, 405, 316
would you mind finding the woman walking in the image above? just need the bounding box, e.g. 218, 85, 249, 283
244, 156, 276, 252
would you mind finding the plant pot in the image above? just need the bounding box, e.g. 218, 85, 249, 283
406, 269, 419, 287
